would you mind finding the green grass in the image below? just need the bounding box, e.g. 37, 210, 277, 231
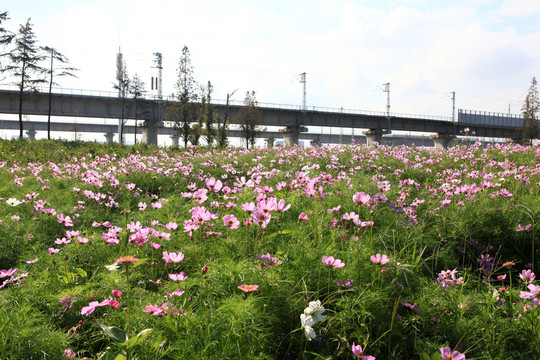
0, 139, 538, 359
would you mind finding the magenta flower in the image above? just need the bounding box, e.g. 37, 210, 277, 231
168, 272, 188, 281
80, 301, 101, 316
164, 288, 185, 298
322, 256, 345, 269
352, 192, 371, 206
516, 224, 532, 232
298, 212, 309, 222
351, 342, 376, 359
439, 347, 465, 360
520, 284, 540, 307
223, 214, 240, 229
162, 251, 184, 266
58, 295, 75, 312
237, 284, 259, 293
370, 254, 389, 265
0, 268, 18, 278
335, 278, 354, 288
520, 269, 536, 284
112, 290, 122, 297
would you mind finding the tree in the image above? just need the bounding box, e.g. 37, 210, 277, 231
216, 89, 236, 148
237, 90, 262, 148
0, 12, 14, 74
129, 73, 145, 144
203, 81, 217, 146
520, 77, 540, 143
42, 46, 77, 139
1, 19, 47, 138
166, 45, 198, 147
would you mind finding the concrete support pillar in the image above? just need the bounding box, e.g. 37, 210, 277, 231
170, 133, 179, 147
430, 133, 454, 149
104, 132, 114, 143
363, 129, 384, 146
280, 126, 307, 147
141, 122, 160, 145
265, 137, 274, 148
26, 129, 36, 141
282, 129, 300, 147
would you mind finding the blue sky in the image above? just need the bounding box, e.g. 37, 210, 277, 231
2, 0, 540, 119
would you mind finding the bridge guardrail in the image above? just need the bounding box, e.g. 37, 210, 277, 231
0, 84, 456, 123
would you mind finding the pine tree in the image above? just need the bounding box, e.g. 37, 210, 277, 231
42, 46, 77, 139
129, 73, 145, 144
204, 81, 216, 146
520, 77, 540, 143
0, 12, 14, 73
167, 45, 198, 147
1, 19, 46, 138
238, 90, 262, 148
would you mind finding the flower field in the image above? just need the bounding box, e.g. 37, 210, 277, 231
0, 139, 538, 359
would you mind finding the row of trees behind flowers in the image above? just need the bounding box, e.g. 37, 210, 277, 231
163, 45, 262, 149
0, 10, 262, 148
0, 12, 78, 140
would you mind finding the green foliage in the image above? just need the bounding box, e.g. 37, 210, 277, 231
0, 140, 538, 359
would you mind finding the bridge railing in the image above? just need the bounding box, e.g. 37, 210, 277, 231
0, 84, 454, 122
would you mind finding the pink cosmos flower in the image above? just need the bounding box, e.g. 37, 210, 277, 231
439, 347, 465, 360
162, 251, 184, 266
223, 214, 240, 229
298, 212, 309, 222
0, 268, 18, 278
370, 254, 389, 265
168, 272, 188, 281
351, 342, 376, 359
335, 278, 354, 288
516, 224, 532, 232
138, 202, 147, 211
322, 256, 346, 269
520, 269, 536, 284
48, 248, 60, 254
352, 192, 371, 206
520, 284, 540, 307
25, 258, 38, 264
164, 289, 185, 298
237, 284, 259, 293
164, 222, 178, 230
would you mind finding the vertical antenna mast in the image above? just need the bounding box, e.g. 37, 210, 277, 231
451, 91, 456, 123
116, 48, 123, 143
153, 52, 163, 122
300, 72, 306, 127
384, 82, 390, 131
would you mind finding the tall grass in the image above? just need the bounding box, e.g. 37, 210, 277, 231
0, 139, 538, 359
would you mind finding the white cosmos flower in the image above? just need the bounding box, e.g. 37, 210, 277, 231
6, 198, 21, 207
303, 300, 326, 323
300, 314, 317, 341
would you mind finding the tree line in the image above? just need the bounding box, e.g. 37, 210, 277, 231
164, 45, 262, 149
0, 12, 77, 140
0, 11, 262, 147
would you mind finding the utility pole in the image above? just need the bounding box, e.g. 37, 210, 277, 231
451, 91, 456, 123
384, 82, 390, 131
153, 52, 163, 123
116, 48, 123, 143
300, 72, 307, 127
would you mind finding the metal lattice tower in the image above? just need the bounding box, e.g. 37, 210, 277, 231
300, 72, 306, 111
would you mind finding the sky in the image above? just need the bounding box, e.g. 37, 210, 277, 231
2, 0, 540, 121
